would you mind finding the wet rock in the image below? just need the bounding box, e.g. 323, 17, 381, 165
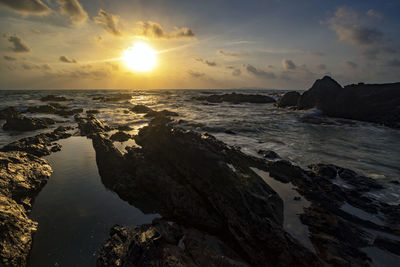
50, 144, 62, 152
144, 109, 179, 118
40, 95, 71, 102
86, 109, 99, 115
275, 91, 301, 107
194, 92, 276, 104
93, 94, 132, 102
0, 107, 20, 119
268, 160, 304, 183
1, 126, 72, 157
92, 116, 320, 267
224, 129, 236, 135
97, 219, 250, 267
258, 149, 281, 159
116, 125, 133, 131
280, 75, 400, 128
130, 105, 153, 114
75, 115, 111, 136
0, 151, 52, 267
2, 115, 55, 131
26, 104, 82, 116
293, 196, 301, 201
110, 131, 131, 142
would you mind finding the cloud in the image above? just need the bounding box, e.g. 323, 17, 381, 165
386, 59, 400, 67
137, 21, 195, 39
345, 60, 358, 69
0, 0, 51, 15
194, 57, 216, 67
57, 0, 88, 24
282, 59, 296, 70
21, 63, 51, 70
187, 70, 204, 78
3, 55, 17, 61
366, 9, 383, 19
3, 34, 31, 53
226, 66, 241, 76
244, 64, 276, 79
317, 64, 327, 70
94, 9, 122, 36
59, 55, 76, 63
307, 50, 325, 57
217, 50, 240, 57
328, 7, 394, 59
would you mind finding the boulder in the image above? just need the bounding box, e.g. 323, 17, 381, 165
26, 104, 82, 116
97, 219, 250, 267
2, 115, 55, 131
0, 151, 52, 267
194, 93, 276, 104
130, 105, 153, 114
75, 115, 111, 136
0, 107, 20, 120
275, 91, 301, 107
110, 131, 131, 142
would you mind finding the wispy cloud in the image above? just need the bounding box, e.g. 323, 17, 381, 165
244, 64, 276, 79
94, 9, 122, 36
187, 70, 204, 78
3, 33, 31, 53
217, 50, 241, 57
137, 21, 195, 39
57, 0, 88, 25
0, 0, 51, 15
194, 57, 217, 67
59, 55, 77, 63
282, 59, 296, 70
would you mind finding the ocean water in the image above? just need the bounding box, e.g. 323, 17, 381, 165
1, 89, 400, 265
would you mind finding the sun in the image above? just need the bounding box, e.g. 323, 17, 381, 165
122, 42, 157, 72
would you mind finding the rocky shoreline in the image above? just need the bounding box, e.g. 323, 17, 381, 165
0, 86, 399, 266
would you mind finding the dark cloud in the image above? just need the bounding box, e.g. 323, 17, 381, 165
317, 64, 327, 70
138, 21, 195, 39
57, 0, 88, 24
226, 66, 241, 76
3, 34, 31, 53
3, 55, 17, 61
0, 0, 50, 15
194, 57, 216, 67
187, 70, 204, 78
244, 64, 276, 79
328, 7, 395, 59
386, 59, 400, 67
307, 50, 325, 57
217, 50, 240, 57
282, 59, 296, 70
94, 9, 122, 36
345, 61, 358, 69
59, 56, 77, 63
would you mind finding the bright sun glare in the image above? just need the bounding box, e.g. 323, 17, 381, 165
122, 42, 157, 72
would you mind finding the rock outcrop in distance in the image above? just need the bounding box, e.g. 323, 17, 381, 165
194, 92, 276, 104
0, 152, 52, 267
276, 76, 400, 128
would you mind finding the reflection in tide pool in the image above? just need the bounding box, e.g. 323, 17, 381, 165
28, 136, 158, 267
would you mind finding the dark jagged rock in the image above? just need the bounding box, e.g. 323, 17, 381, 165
90, 116, 320, 267
224, 129, 236, 135
40, 95, 71, 102
86, 109, 99, 114
110, 131, 131, 142
1, 126, 73, 157
2, 115, 55, 131
97, 219, 250, 267
130, 105, 153, 114
280, 76, 400, 128
275, 91, 301, 107
93, 94, 132, 102
116, 125, 133, 131
268, 160, 304, 183
0, 107, 20, 120
144, 109, 179, 118
0, 151, 52, 267
26, 103, 82, 116
257, 149, 281, 159
75, 115, 111, 136
194, 93, 276, 104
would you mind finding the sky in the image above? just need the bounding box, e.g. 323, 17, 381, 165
0, 0, 399, 90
